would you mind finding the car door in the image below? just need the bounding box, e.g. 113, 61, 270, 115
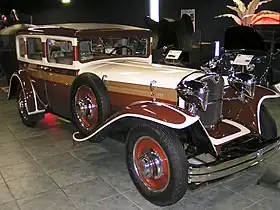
44, 38, 75, 119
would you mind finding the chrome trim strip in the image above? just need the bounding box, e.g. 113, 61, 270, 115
188, 140, 280, 183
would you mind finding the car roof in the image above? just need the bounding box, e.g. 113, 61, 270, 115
17, 23, 151, 38
52, 23, 150, 31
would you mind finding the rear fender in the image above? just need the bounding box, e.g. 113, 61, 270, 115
8, 70, 45, 115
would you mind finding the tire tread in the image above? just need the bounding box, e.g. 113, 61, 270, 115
126, 121, 188, 206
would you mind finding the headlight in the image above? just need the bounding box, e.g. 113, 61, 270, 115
176, 80, 209, 112
228, 72, 256, 99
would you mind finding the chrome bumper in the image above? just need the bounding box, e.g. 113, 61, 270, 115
188, 140, 280, 183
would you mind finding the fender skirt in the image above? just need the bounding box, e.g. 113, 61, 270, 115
73, 100, 199, 142
8, 71, 45, 115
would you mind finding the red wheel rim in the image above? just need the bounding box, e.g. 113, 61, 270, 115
74, 86, 98, 131
133, 137, 170, 192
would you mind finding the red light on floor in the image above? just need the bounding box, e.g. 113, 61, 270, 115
43, 113, 57, 126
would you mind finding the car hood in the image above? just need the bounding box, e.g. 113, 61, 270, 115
79, 60, 205, 89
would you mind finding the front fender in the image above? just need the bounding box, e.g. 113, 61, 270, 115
113, 101, 199, 129
8, 70, 45, 115
223, 85, 280, 134
72, 100, 200, 142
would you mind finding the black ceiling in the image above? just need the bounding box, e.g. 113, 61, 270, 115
2, 0, 143, 15
1, 0, 81, 14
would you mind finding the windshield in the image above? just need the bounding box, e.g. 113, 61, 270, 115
79, 36, 149, 62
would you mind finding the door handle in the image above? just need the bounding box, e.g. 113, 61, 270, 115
40, 66, 49, 71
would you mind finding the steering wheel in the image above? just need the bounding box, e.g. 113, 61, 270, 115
108, 46, 133, 55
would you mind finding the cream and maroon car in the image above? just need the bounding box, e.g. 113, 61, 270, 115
7, 23, 280, 206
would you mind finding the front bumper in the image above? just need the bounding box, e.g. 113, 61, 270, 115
188, 139, 280, 183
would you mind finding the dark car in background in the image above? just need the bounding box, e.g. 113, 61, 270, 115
144, 14, 215, 69
0, 9, 24, 84
202, 25, 280, 92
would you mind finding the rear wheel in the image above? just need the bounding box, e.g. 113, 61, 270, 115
71, 73, 111, 141
74, 86, 99, 132
126, 122, 188, 206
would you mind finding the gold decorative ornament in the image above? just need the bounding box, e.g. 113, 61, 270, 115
215, 0, 280, 26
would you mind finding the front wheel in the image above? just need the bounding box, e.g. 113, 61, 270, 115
126, 122, 188, 206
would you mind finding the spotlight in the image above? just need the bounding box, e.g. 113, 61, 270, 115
62, 0, 71, 4
214, 41, 220, 57
149, 0, 159, 22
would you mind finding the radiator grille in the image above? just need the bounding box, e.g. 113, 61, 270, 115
198, 75, 224, 128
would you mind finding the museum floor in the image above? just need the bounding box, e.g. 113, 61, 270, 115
1, 88, 280, 210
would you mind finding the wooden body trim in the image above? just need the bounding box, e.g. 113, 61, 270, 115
106, 81, 177, 103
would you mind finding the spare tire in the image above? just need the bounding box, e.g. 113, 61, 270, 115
70, 73, 111, 138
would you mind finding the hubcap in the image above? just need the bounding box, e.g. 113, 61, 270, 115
133, 137, 170, 192
75, 86, 98, 131
138, 152, 163, 179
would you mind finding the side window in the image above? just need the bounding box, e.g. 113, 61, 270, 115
47, 39, 73, 65
26, 38, 42, 60
18, 38, 25, 57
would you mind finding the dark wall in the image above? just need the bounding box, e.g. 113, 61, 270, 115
15, 0, 280, 44
31, 0, 149, 28
161, 0, 280, 43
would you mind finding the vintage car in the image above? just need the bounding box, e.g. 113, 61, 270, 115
7, 23, 280, 206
